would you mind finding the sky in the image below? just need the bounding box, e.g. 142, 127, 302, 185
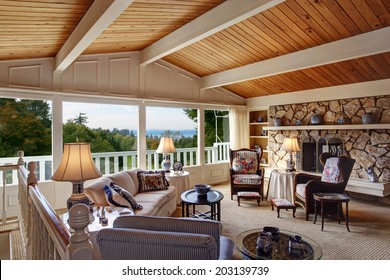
63, 102, 196, 131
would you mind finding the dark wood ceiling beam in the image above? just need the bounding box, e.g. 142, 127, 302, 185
200, 27, 390, 89
54, 0, 134, 73
140, 0, 286, 66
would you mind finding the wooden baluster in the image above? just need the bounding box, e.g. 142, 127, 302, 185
26, 161, 38, 259
66, 204, 93, 260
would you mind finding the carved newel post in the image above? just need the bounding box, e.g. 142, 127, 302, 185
17, 150, 24, 165
66, 204, 93, 260
27, 162, 38, 186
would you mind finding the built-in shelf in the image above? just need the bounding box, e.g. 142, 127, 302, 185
263, 123, 390, 131
249, 109, 269, 166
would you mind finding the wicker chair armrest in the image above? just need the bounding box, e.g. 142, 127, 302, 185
294, 172, 321, 185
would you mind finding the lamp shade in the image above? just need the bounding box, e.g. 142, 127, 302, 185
156, 137, 176, 154
52, 143, 102, 182
280, 137, 301, 152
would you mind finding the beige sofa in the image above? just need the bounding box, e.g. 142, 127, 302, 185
84, 168, 177, 217
97, 215, 235, 260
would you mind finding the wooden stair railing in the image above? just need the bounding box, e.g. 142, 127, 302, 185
17, 151, 93, 260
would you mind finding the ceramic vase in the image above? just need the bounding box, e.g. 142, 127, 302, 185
311, 114, 322, 125
362, 113, 375, 124
273, 117, 282, 126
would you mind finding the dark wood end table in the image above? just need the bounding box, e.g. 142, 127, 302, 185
181, 189, 223, 221
313, 193, 350, 232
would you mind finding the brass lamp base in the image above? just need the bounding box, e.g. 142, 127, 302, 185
285, 153, 296, 173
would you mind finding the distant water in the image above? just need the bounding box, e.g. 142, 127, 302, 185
146, 129, 196, 138
111, 129, 197, 138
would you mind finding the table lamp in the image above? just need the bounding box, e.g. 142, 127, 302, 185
156, 137, 176, 172
52, 143, 102, 210
280, 137, 301, 172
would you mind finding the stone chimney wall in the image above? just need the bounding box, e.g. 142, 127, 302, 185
268, 95, 390, 182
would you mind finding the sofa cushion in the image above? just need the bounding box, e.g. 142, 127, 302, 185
145, 186, 176, 201
232, 174, 261, 185
137, 170, 169, 193
131, 202, 159, 216
135, 192, 168, 206
108, 171, 137, 196
296, 183, 306, 198
85, 177, 112, 206
125, 168, 144, 193
109, 182, 143, 210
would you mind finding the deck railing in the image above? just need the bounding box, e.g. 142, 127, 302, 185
0, 142, 230, 185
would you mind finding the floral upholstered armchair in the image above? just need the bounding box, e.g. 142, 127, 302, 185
294, 152, 355, 220
229, 148, 264, 200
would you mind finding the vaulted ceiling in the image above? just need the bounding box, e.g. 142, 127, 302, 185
1, 0, 389, 99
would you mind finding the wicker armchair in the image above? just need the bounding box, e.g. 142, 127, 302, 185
229, 148, 264, 200
294, 153, 355, 220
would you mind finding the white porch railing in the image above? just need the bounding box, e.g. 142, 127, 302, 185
0, 142, 230, 185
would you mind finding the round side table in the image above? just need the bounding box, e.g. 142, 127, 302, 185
181, 189, 224, 221
165, 171, 190, 204
267, 169, 296, 203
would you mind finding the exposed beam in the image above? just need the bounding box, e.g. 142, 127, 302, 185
201, 27, 390, 89
140, 0, 285, 66
54, 0, 134, 73
246, 79, 390, 108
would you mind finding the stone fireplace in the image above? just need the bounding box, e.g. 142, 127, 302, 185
267, 95, 390, 183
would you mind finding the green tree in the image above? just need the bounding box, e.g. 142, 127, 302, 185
0, 98, 51, 157
73, 112, 88, 125
183, 109, 228, 147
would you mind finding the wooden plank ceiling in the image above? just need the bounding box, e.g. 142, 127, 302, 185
0, 0, 389, 99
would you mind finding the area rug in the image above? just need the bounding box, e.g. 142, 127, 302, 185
172, 183, 390, 260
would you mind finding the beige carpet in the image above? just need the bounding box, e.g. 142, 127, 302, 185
0, 220, 25, 260
172, 183, 390, 260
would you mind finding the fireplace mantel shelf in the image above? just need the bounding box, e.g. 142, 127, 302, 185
263, 123, 390, 131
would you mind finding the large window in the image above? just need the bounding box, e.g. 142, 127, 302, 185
146, 106, 197, 169
204, 109, 230, 164
0, 97, 52, 181
63, 102, 138, 174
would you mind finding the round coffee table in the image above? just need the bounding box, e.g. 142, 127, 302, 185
181, 189, 223, 221
235, 228, 323, 260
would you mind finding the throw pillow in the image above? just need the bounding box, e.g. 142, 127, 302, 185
137, 170, 169, 193
109, 182, 143, 210
321, 157, 344, 183
103, 185, 131, 208
232, 156, 257, 174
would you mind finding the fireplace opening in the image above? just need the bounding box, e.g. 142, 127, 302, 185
301, 137, 344, 173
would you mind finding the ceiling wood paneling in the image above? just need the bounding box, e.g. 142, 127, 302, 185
0, 0, 94, 60
0, 0, 389, 99
83, 0, 225, 55
223, 52, 390, 98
